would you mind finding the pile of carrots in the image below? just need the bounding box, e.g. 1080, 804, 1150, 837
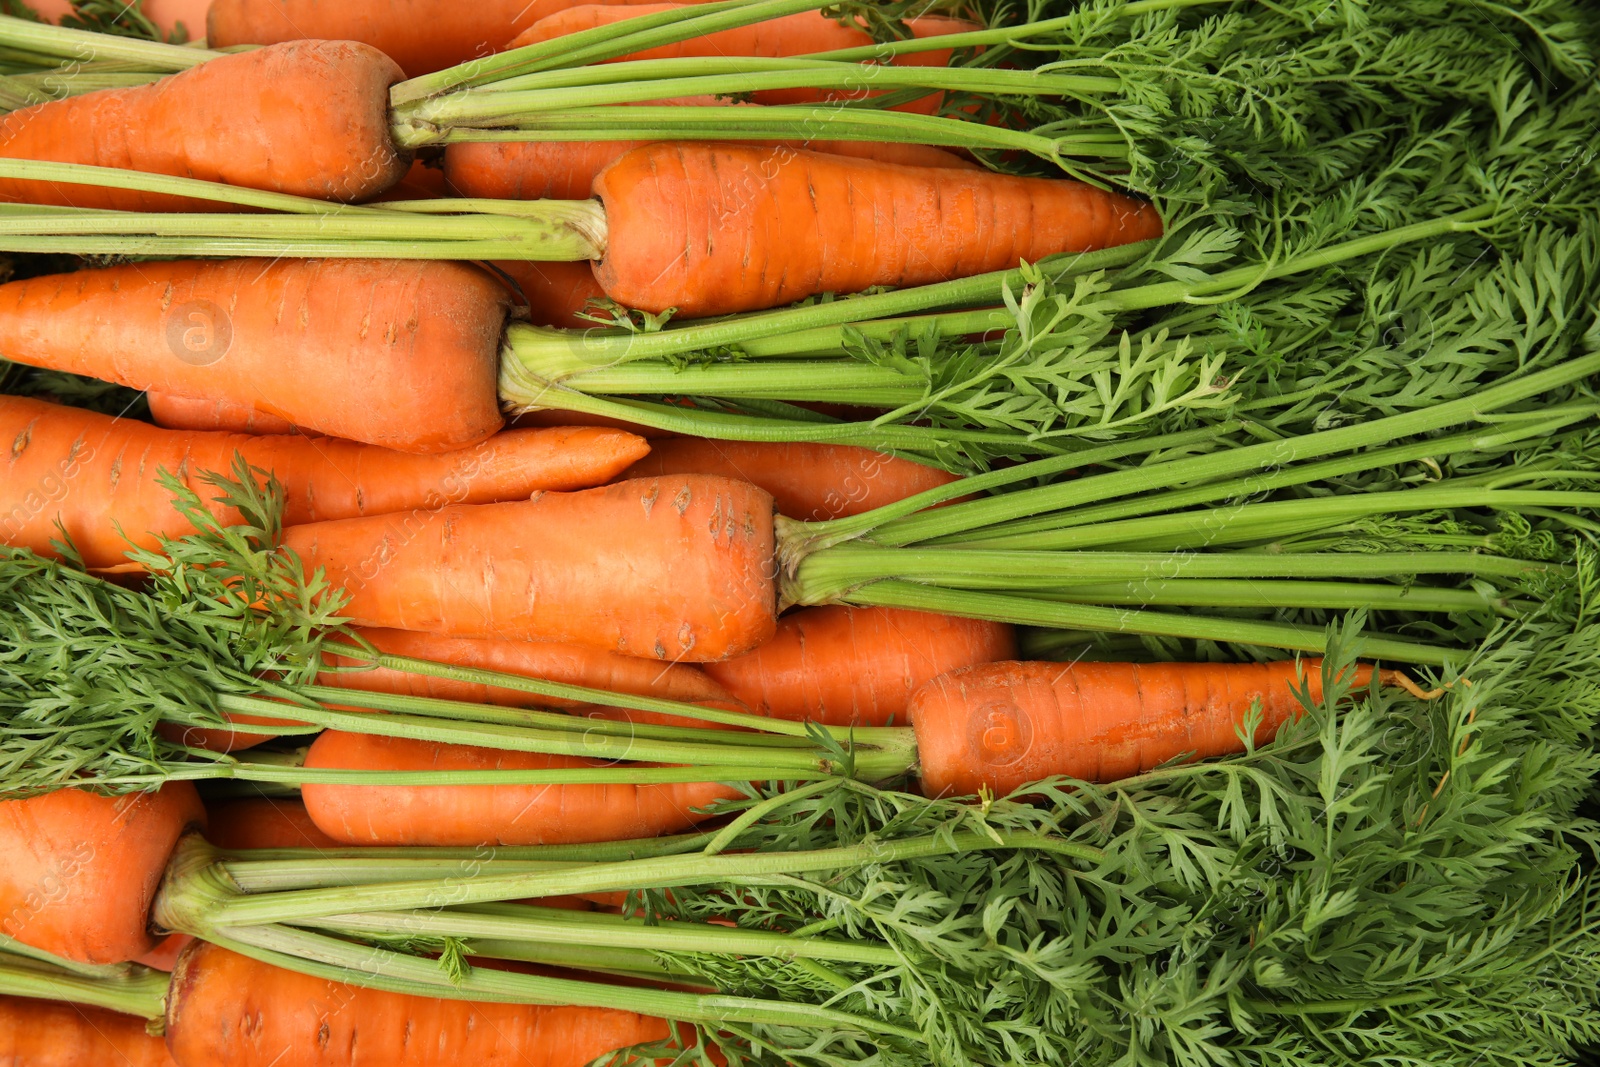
0, 1, 1462, 1064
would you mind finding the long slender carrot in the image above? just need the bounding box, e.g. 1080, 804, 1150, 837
322, 627, 746, 728
281, 475, 778, 662
593, 143, 1164, 315
203, 797, 346, 851
0, 395, 648, 570
302, 732, 739, 846
0, 995, 176, 1067
166, 941, 683, 1067
0, 784, 204, 964
508, 3, 978, 109
0, 41, 409, 210
619, 439, 964, 521
908, 659, 1417, 797
146, 393, 302, 436
703, 606, 1016, 727
0, 259, 511, 452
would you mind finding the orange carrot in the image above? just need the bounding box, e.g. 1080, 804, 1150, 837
372, 158, 454, 202
0, 784, 204, 964
619, 439, 964, 521
704, 606, 1016, 727
321, 626, 745, 728
593, 143, 1164, 315
0, 42, 408, 210
0, 395, 648, 570
513, 407, 677, 439
281, 475, 778, 662
509, 4, 978, 109
203, 797, 345, 851
302, 731, 739, 846
147, 393, 303, 436
494, 259, 612, 329
133, 933, 194, 973
0, 259, 510, 452
909, 659, 1405, 797
166, 940, 684, 1067
0, 995, 176, 1067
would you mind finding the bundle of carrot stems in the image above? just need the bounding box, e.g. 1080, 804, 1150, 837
2, 1, 1600, 1065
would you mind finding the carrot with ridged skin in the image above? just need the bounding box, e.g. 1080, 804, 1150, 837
0, 395, 648, 571
204, 797, 346, 851
908, 659, 1416, 797
147, 393, 303, 435
282, 475, 778, 662
594, 143, 1164, 316
322, 627, 745, 729
0, 784, 204, 964
704, 606, 1016, 727
0, 996, 177, 1067
0, 259, 510, 453
302, 731, 740, 846
620, 439, 964, 521
166, 941, 682, 1067
0, 41, 408, 210
509, 3, 977, 109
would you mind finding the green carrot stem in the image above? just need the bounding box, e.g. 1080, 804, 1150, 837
0, 15, 216, 69
222, 857, 586, 892
146, 761, 835, 788
0, 158, 397, 213
525, 359, 926, 406
832, 582, 1459, 664
13, 71, 163, 96
301, 902, 903, 966
1026, 579, 1527, 614
457, 939, 685, 981
0, 954, 168, 1020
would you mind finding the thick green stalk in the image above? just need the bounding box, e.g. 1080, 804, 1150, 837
0, 15, 216, 69
1027, 579, 1526, 615
0, 953, 168, 1020
518, 359, 926, 406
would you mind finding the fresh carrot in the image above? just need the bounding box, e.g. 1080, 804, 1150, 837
593, 143, 1164, 315
513, 407, 677, 439
166, 940, 684, 1067
703, 606, 1016, 727
372, 158, 454, 202
26, 0, 207, 39
0, 41, 409, 210
0, 394, 648, 570
0, 995, 176, 1067
0, 784, 204, 964
203, 797, 345, 851
908, 659, 1420, 797
619, 439, 964, 521
281, 475, 778, 662
0, 259, 510, 452
495, 259, 613, 329
508, 3, 979, 109
302, 731, 739, 846
321, 627, 746, 728
132, 933, 194, 973
146, 393, 303, 436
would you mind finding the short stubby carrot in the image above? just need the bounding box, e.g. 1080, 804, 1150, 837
510, 3, 978, 109
147, 392, 302, 435
620, 439, 964, 521
0, 996, 177, 1067
495, 259, 612, 329
301, 732, 740, 846
322, 627, 745, 728
166, 940, 683, 1067
0, 258, 511, 452
0, 783, 205, 964
204, 796, 346, 851
0, 395, 647, 570
0, 41, 408, 210
909, 659, 1396, 797
705, 606, 1016, 727
280, 475, 778, 662
594, 143, 1164, 315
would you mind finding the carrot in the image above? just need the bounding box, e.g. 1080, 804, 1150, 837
0, 41, 409, 210
0, 784, 204, 964
166, 940, 683, 1067
494, 259, 612, 329
146, 393, 303, 436
373, 158, 454, 202
302, 732, 739, 846
280, 475, 778, 662
0, 995, 176, 1067
203, 797, 345, 851
703, 606, 1016, 727
133, 933, 194, 972
619, 439, 964, 521
593, 143, 1164, 315
509, 3, 978, 109
908, 659, 1410, 797
0, 394, 648, 570
0, 259, 510, 452
512, 407, 677, 439
321, 627, 746, 729
27, 0, 207, 39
